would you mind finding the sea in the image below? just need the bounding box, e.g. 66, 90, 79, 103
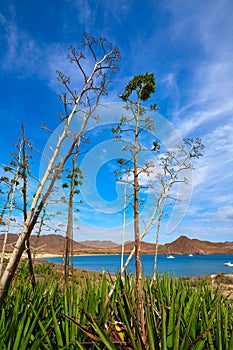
39, 254, 233, 278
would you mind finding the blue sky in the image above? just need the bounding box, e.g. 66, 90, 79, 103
0, 0, 233, 244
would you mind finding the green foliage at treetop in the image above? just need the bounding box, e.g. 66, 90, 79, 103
119, 72, 156, 102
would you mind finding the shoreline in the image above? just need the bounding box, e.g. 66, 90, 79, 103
36, 253, 121, 258
35, 252, 233, 258
3, 252, 233, 259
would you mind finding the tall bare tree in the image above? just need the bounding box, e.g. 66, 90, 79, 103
0, 34, 120, 305
150, 138, 204, 281
112, 72, 158, 336
111, 73, 204, 340
117, 138, 204, 280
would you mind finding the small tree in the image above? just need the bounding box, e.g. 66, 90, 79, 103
112, 72, 158, 335
112, 73, 204, 339
0, 123, 36, 285
0, 33, 120, 305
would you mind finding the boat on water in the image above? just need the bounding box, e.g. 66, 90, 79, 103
189, 253, 193, 257
167, 255, 175, 259
224, 261, 233, 267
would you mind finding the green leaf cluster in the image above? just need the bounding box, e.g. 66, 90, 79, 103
120, 72, 156, 102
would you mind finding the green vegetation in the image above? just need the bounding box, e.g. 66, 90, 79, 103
1, 262, 232, 349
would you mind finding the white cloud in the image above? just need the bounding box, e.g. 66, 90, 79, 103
73, 224, 134, 243
74, 0, 94, 26
0, 10, 97, 95
0, 13, 43, 76
217, 205, 233, 222
160, 2, 233, 239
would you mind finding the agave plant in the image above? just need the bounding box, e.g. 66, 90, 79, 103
1, 263, 233, 349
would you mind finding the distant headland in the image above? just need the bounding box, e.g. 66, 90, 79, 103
1, 234, 233, 257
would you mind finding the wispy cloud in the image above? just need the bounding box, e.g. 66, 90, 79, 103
156, 1, 233, 239
0, 11, 43, 76
0, 8, 95, 94
216, 205, 233, 222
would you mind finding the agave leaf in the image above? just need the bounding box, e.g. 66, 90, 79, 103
90, 316, 118, 350
64, 314, 97, 341
51, 304, 64, 348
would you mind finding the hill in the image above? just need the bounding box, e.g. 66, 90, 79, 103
1, 234, 233, 256
103, 236, 233, 255
79, 240, 120, 249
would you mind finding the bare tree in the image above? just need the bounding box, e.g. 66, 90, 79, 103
119, 138, 204, 277
20, 123, 36, 289
32, 200, 48, 262
150, 138, 204, 281
0, 34, 120, 305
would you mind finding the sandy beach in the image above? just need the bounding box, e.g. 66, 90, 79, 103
2, 252, 63, 259
35, 253, 63, 258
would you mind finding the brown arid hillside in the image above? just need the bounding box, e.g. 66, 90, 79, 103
1, 234, 233, 256
101, 236, 233, 255
0, 233, 107, 256
161, 235, 233, 255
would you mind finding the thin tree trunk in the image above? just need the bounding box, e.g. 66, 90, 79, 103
64, 148, 79, 285
151, 214, 162, 284
64, 147, 79, 286
25, 240, 36, 288
21, 123, 36, 289
120, 185, 127, 273
133, 101, 145, 338
64, 188, 74, 287
32, 201, 47, 262
134, 160, 141, 291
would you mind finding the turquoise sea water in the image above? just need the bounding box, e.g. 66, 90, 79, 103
40, 254, 233, 277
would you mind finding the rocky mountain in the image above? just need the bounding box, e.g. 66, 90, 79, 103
104, 236, 233, 255
161, 236, 233, 255
0, 234, 97, 255
1, 234, 233, 255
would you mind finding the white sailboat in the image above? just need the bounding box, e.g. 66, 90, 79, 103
167, 249, 175, 259
224, 261, 233, 267
167, 254, 175, 259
